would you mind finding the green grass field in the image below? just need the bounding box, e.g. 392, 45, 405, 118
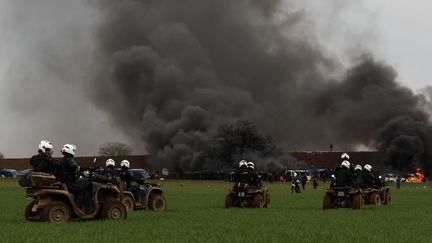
0, 178, 431, 243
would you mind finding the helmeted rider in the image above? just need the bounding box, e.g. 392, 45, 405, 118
247, 162, 261, 187
233, 160, 248, 181
119, 160, 136, 189
119, 160, 145, 202
56, 144, 78, 185
30, 140, 57, 174
354, 164, 366, 188
56, 144, 91, 210
331, 160, 356, 187
233, 160, 250, 189
94, 159, 120, 184
362, 164, 381, 187
335, 153, 350, 172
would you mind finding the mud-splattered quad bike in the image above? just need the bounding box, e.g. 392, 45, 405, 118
323, 187, 364, 210
362, 181, 392, 206
19, 170, 127, 224
225, 183, 270, 208
122, 182, 166, 212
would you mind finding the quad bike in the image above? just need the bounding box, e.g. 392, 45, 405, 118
323, 186, 364, 210
18, 169, 126, 224
362, 181, 392, 206
225, 182, 270, 208
122, 182, 166, 212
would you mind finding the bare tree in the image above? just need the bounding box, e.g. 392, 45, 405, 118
98, 142, 133, 157
205, 120, 278, 164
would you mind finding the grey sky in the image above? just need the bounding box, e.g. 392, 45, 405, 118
295, 0, 432, 90
0, 0, 431, 157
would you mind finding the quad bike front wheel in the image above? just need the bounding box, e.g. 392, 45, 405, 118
148, 193, 166, 212
100, 200, 127, 220
383, 193, 392, 206
369, 192, 381, 206
122, 195, 135, 212
352, 194, 364, 210
41, 201, 71, 224
251, 194, 264, 208
225, 194, 234, 208
323, 194, 332, 210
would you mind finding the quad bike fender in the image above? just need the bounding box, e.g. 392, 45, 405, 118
95, 184, 121, 194
143, 187, 163, 205
30, 190, 78, 214
123, 191, 136, 201
325, 188, 336, 194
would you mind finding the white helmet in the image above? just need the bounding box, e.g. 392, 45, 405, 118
61, 144, 76, 156
39, 140, 53, 155
106, 159, 115, 167
293, 172, 298, 177
120, 160, 130, 168
354, 164, 362, 171
364, 164, 372, 172
247, 162, 255, 170
238, 160, 247, 168
341, 153, 350, 160
340, 160, 350, 169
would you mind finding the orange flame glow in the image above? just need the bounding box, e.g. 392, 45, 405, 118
406, 168, 425, 183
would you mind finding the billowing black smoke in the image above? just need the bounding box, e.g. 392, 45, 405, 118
89, 0, 432, 172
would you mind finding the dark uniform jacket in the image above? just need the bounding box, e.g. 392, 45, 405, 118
233, 168, 249, 183
56, 156, 78, 185
354, 170, 366, 188
363, 171, 381, 187
93, 167, 120, 184
332, 168, 356, 187
248, 169, 261, 187
119, 168, 137, 189
30, 153, 57, 174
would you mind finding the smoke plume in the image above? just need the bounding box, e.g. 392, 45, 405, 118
87, 0, 432, 172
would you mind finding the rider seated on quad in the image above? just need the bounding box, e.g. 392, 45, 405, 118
246, 162, 261, 187
92, 159, 121, 184
56, 144, 91, 210
334, 153, 350, 172
30, 140, 58, 174
233, 160, 251, 189
362, 164, 381, 188
119, 160, 145, 202
354, 164, 367, 188
330, 160, 356, 188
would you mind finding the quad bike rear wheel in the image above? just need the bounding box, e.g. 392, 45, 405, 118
323, 194, 332, 210
352, 194, 363, 210
100, 200, 127, 220
225, 194, 234, 208
251, 194, 264, 208
383, 193, 392, 206
369, 192, 381, 206
41, 201, 71, 224
148, 193, 166, 212
122, 195, 135, 212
